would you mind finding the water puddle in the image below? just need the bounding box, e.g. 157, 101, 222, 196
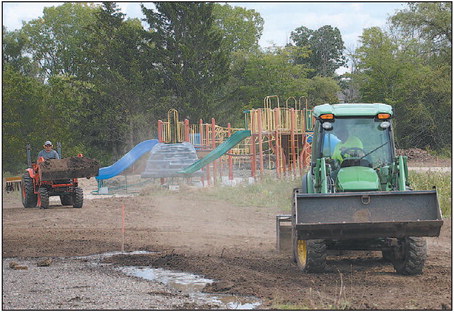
119, 266, 261, 310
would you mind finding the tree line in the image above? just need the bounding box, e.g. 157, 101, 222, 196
3, 2, 451, 173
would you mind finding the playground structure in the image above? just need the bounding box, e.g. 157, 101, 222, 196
92, 95, 315, 192
156, 96, 314, 185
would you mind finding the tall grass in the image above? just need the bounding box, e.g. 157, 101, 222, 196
409, 170, 451, 217
193, 175, 301, 211
193, 170, 451, 217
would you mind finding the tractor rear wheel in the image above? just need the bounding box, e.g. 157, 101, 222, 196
294, 236, 327, 273
60, 195, 73, 206
391, 237, 427, 275
73, 187, 83, 208
38, 187, 49, 209
21, 172, 37, 208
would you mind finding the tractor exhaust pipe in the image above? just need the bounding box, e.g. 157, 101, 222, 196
26, 144, 32, 168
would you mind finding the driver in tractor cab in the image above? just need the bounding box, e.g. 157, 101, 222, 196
37, 141, 60, 160
331, 127, 363, 164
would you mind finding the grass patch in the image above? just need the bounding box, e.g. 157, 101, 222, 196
409, 170, 451, 217
193, 175, 301, 211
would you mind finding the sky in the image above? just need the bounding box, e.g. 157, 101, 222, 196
2, 1, 407, 72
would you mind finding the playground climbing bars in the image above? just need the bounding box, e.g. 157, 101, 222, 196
156, 96, 314, 184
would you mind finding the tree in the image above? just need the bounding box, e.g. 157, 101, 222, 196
229, 46, 311, 109
212, 4, 264, 53
2, 67, 51, 172
2, 27, 39, 77
79, 2, 159, 156
390, 2, 451, 62
21, 3, 98, 79
290, 25, 346, 77
141, 2, 230, 121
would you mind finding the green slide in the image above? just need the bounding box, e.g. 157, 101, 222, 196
178, 130, 251, 174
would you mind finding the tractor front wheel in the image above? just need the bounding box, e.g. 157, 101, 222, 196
21, 172, 37, 208
293, 236, 327, 273
38, 187, 49, 209
391, 237, 427, 275
60, 195, 73, 206
73, 187, 83, 208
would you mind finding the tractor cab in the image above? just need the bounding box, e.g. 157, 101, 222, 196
312, 104, 395, 192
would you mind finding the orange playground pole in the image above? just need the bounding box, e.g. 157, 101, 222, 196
257, 109, 264, 176
184, 119, 190, 142
205, 123, 210, 185
250, 111, 256, 178
274, 108, 281, 178
157, 120, 163, 143
211, 118, 217, 184
199, 119, 204, 148
290, 108, 296, 176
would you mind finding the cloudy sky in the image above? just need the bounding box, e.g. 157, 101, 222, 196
3, 1, 406, 52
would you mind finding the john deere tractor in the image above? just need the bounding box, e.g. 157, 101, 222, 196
285, 103, 443, 275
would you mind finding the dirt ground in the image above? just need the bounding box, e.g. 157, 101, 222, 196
2, 176, 452, 310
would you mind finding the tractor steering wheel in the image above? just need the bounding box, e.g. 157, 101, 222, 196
340, 147, 366, 159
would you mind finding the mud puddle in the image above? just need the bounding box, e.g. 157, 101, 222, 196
81, 251, 262, 309
119, 264, 261, 309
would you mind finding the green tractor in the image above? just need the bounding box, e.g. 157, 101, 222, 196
287, 103, 443, 275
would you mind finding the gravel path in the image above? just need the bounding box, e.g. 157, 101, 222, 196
2, 255, 212, 310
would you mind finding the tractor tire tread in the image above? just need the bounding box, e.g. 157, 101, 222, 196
73, 187, 83, 208
305, 240, 327, 273
21, 172, 37, 208
393, 237, 426, 275
38, 187, 49, 209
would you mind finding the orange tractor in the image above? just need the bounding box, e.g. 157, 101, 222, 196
21, 144, 100, 209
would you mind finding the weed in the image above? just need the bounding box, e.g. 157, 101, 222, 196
194, 174, 301, 211
409, 170, 451, 217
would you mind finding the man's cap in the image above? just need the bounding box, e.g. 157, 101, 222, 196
44, 141, 52, 146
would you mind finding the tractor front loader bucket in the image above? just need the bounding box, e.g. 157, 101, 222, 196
294, 189, 443, 241
39, 157, 100, 180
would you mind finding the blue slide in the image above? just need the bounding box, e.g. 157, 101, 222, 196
96, 139, 159, 180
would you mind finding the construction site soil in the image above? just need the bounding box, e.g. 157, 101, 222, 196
39, 156, 100, 180
3, 164, 452, 310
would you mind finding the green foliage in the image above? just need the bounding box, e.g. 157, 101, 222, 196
21, 3, 98, 79
2, 67, 49, 172
212, 3, 264, 53
290, 25, 346, 77
231, 46, 311, 109
141, 2, 230, 122
409, 171, 451, 217
351, 2, 452, 152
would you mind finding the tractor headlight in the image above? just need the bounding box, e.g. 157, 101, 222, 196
322, 122, 333, 130
380, 121, 391, 129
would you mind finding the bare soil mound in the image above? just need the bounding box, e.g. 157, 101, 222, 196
39, 157, 100, 180
397, 148, 451, 166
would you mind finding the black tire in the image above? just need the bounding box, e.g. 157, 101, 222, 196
38, 187, 49, 209
73, 187, 83, 208
21, 172, 37, 208
381, 249, 393, 262
391, 237, 427, 275
60, 195, 73, 206
294, 237, 327, 273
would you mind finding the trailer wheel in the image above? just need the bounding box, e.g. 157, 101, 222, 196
392, 237, 427, 275
21, 172, 37, 208
73, 187, 83, 208
294, 237, 327, 273
38, 187, 49, 209
60, 195, 73, 206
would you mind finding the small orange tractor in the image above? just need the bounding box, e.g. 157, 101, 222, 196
21, 144, 100, 209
